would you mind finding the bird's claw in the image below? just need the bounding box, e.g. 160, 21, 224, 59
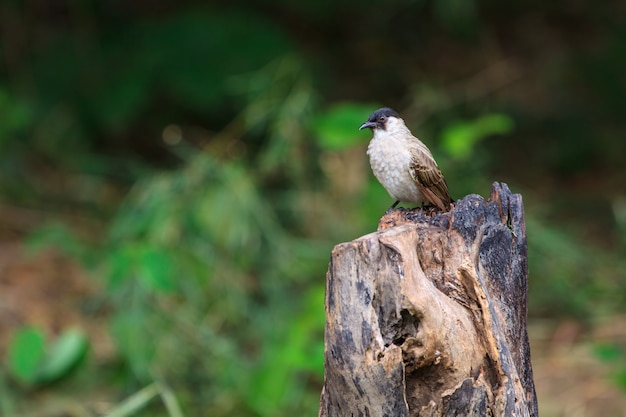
385, 200, 401, 214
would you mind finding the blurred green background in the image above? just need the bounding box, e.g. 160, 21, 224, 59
1, 0, 626, 416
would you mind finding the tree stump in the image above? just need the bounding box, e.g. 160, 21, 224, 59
318, 182, 537, 417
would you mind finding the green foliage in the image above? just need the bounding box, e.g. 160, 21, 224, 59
98, 150, 328, 414
103, 382, 183, 417
234, 55, 317, 178
0, 7, 316, 413
594, 343, 626, 392
526, 216, 626, 318
440, 114, 514, 160
7, 327, 45, 386
7, 327, 88, 388
0, 8, 297, 207
26, 223, 96, 266
28, 10, 294, 132
0, 90, 33, 149
313, 102, 378, 150
38, 329, 89, 385
245, 285, 325, 415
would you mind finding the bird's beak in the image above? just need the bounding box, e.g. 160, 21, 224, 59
359, 121, 376, 130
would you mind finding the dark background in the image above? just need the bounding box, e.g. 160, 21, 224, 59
1, 0, 625, 416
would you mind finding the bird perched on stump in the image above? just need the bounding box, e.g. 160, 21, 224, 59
360, 107, 452, 212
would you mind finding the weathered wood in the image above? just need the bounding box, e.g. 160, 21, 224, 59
319, 182, 537, 417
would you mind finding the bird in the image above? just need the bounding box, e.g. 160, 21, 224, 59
359, 107, 452, 212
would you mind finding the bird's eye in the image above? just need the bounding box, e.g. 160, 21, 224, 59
379, 116, 386, 122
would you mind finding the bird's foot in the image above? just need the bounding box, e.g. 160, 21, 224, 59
386, 200, 400, 214
412, 203, 437, 217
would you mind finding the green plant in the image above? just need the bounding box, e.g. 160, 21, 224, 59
594, 343, 626, 392
440, 114, 514, 161
6, 327, 88, 388
100, 150, 328, 415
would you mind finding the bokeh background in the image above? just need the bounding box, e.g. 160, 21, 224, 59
1, 1, 626, 416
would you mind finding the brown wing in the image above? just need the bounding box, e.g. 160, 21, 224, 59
409, 145, 452, 211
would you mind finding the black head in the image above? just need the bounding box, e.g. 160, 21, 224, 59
359, 107, 401, 131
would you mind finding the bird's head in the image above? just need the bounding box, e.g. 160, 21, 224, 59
359, 107, 402, 132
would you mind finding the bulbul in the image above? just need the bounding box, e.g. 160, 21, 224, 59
360, 107, 452, 212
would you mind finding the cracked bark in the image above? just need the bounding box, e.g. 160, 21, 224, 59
318, 182, 537, 417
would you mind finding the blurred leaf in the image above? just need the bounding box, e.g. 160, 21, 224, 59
7, 327, 45, 386
246, 284, 324, 415
25, 223, 92, 264
111, 313, 155, 382
137, 246, 175, 293
0, 89, 33, 147
616, 369, 626, 391
107, 245, 135, 289
103, 383, 160, 417
38, 328, 89, 384
156, 380, 185, 417
595, 343, 626, 392
594, 343, 623, 362
525, 214, 625, 317
232, 55, 317, 180
313, 103, 378, 150
107, 243, 175, 293
440, 113, 514, 160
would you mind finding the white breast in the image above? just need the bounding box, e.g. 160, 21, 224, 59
367, 130, 425, 204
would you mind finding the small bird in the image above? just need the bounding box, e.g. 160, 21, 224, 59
360, 107, 452, 212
